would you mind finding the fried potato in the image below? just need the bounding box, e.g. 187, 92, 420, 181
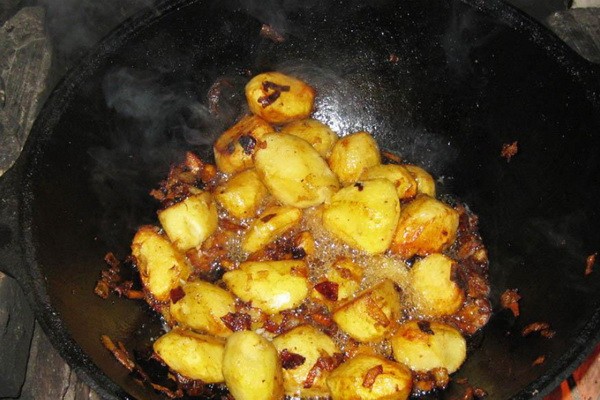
254, 133, 340, 208
360, 164, 417, 200
326, 354, 412, 400
131, 226, 190, 302
322, 179, 400, 254
213, 114, 275, 174
280, 118, 339, 157
273, 325, 339, 397
245, 72, 315, 124
153, 328, 225, 382
404, 164, 436, 197
158, 192, 218, 252
389, 194, 459, 258
242, 205, 303, 253
312, 258, 363, 304
333, 279, 401, 342
390, 321, 466, 374
222, 260, 309, 314
215, 169, 268, 219
223, 330, 284, 400
328, 132, 381, 184
409, 254, 464, 316
170, 281, 236, 337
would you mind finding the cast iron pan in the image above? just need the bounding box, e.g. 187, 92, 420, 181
1, 0, 599, 398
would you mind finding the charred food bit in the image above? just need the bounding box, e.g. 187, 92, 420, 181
314, 281, 339, 301
522, 322, 555, 338
532, 355, 546, 366
220, 312, 252, 332
280, 349, 307, 370
388, 53, 400, 64
500, 288, 521, 317
362, 364, 384, 388
585, 252, 597, 276
260, 23, 286, 43
500, 141, 518, 161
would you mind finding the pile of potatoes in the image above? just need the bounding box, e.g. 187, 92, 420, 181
130, 72, 480, 400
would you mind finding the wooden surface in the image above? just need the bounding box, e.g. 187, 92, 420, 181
0, 3, 599, 400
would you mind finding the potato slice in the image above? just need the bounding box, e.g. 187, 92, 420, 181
242, 205, 303, 253
213, 114, 275, 174
408, 254, 464, 316
326, 354, 412, 400
333, 279, 401, 342
245, 72, 315, 124
273, 325, 339, 397
328, 132, 381, 184
312, 258, 363, 304
389, 194, 459, 258
254, 133, 340, 208
153, 329, 225, 382
223, 330, 284, 400
280, 119, 339, 157
215, 169, 268, 219
170, 281, 236, 337
404, 164, 436, 197
222, 260, 309, 314
390, 321, 466, 374
322, 179, 400, 254
158, 192, 218, 252
131, 226, 190, 302
360, 164, 417, 200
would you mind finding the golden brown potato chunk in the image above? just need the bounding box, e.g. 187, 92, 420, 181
404, 164, 436, 197
222, 260, 309, 314
245, 71, 315, 124
280, 118, 339, 157
389, 194, 459, 258
328, 132, 381, 184
242, 205, 303, 253
333, 279, 401, 342
223, 330, 284, 400
131, 226, 190, 302
273, 325, 339, 397
169, 281, 236, 337
215, 169, 268, 219
360, 164, 417, 200
213, 114, 275, 174
326, 354, 412, 400
408, 253, 464, 316
312, 258, 364, 304
390, 321, 466, 374
157, 192, 218, 252
322, 179, 400, 254
153, 329, 225, 383
254, 133, 340, 208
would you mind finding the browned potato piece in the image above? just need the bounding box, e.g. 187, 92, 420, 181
215, 169, 268, 219
273, 325, 339, 397
405, 164, 436, 197
254, 133, 340, 208
213, 115, 275, 174
242, 205, 303, 253
332, 279, 401, 342
170, 281, 236, 337
158, 192, 218, 252
280, 119, 339, 157
322, 179, 400, 254
326, 354, 412, 400
245, 72, 315, 124
223, 330, 284, 400
360, 164, 417, 200
131, 226, 190, 302
153, 329, 225, 383
312, 258, 363, 303
390, 321, 467, 374
408, 254, 464, 316
222, 260, 309, 314
389, 194, 459, 259
328, 132, 381, 184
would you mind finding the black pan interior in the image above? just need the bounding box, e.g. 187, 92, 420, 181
4, 0, 600, 398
